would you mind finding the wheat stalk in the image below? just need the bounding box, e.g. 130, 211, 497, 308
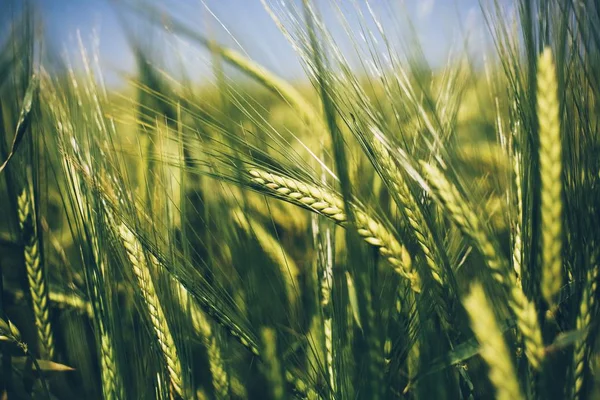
537, 47, 563, 307
463, 283, 523, 400
261, 327, 285, 400
232, 209, 300, 308
312, 212, 336, 396
420, 161, 545, 369
118, 223, 185, 398
247, 168, 420, 291
18, 188, 55, 360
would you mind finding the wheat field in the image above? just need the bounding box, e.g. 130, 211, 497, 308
0, 1, 599, 399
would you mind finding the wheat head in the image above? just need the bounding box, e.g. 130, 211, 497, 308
463, 283, 523, 400
18, 188, 55, 360
537, 47, 563, 307
248, 168, 419, 291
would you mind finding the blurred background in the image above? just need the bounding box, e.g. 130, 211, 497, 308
26, 0, 489, 87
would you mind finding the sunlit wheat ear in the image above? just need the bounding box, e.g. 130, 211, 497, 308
194, 312, 230, 399
118, 223, 184, 398
537, 47, 563, 308
374, 140, 445, 287
0, 317, 24, 347
463, 283, 523, 400
247, 168, 420, 291
371, 140, 452, 328
420, 161, 544, 369
18, 188, 55, 360
511, 151, 524, 287
571, 263, 598, 400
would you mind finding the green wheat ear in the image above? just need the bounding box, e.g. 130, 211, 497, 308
537, 47, 563, 308
118, 223, 185, 398
18, 188, 55, 360
463, 283, 523, 400
571, 264, 598, 399
420, 161, 545, 369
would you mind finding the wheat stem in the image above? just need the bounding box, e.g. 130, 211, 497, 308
177, 283, 230, 399
232, 209, 300, 308
260, 327, 285, 400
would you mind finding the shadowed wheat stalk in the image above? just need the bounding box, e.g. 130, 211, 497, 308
175, 282, 230, 399
261, 327, 285, 400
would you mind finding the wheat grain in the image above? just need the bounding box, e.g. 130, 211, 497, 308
247, 168, 419, 291
369, 138, 454, 330
373, 140, 445, 287
512, 151, 524, 286
421, 161, 544, 369
118, 223, 185, 398
98, 319, 124, 400
18, 188, 55, 360
537, 47, 563, 307
193, 310, 230, 398
463, 283, 523, 400
571, 264, 598, 399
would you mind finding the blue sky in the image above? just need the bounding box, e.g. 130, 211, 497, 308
30, 0, 489, 87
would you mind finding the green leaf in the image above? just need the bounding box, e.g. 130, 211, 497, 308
546, 328, 589, 353
12, 357, 75, 372
0, 73, 37, 173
